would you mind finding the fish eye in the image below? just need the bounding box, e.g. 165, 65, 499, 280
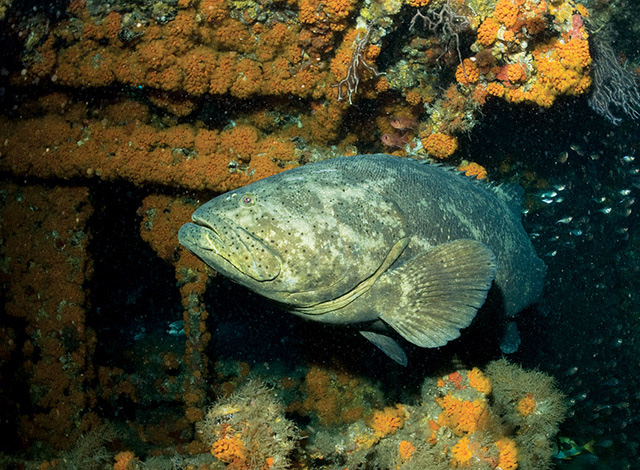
240, 193, 256, 207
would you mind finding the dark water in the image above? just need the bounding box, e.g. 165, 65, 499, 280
470, 100, 640, 468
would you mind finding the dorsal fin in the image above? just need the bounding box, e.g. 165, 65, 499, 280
492, 183, 525, 216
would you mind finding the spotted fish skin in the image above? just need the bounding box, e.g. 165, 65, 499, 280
179, 154, 545, 364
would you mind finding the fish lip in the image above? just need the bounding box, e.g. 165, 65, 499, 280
184, 213, 281, 282
190, 214, 224, 253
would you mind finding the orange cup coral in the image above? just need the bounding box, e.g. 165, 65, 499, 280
456, 59, 480, 85
516, 393, 537, 417
113, 451, 137, 470
437, 393, 491, 435
494, 0, 519, 28
477, 17, 500, 46
467, 367, 492, 393
211, 435, 247, 468
422, 133, 459, 159
460, 161, 487, 180
369, 404, 406, 437
450, 436, 474, 467
398, 440, 417, 462
496, 438, 519, 470
506, 63, 527, 83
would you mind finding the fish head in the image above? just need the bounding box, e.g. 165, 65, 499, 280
179, 165, 409, 307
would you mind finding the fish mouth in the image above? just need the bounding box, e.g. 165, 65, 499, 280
178, 214, 281, 282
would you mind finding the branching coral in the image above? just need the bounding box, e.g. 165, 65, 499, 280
197, 380, 299, 470
588, 32, 640, 124
307, 361, 565, 470
485, 359, 566, 468
333, 25, 383, 104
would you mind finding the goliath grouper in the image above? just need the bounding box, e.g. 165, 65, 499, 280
178, 154, 545, 365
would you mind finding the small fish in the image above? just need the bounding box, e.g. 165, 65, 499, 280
389, 115, 418, 130
570, 143, 584, 156
553, 437, 596, 460
179, 155, 545, 365
381, 133, 410, 149
598, 207, 612, 214
556, 216, 573, 224
621, 197, 635, 207
167, 320, 185, 336
623, 155, 635, 163
565, 366, 579, 376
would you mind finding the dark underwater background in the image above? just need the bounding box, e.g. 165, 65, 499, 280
0, 0, 639, 468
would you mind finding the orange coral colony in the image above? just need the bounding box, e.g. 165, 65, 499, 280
423, 133, 459, 159
369, 405, 407, 437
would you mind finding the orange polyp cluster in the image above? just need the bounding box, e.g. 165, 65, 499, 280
493, 0, 519, 28
422, 133, 459, 159
113, 451, 137, 470
211, 435, 248, 468
298, 0, 357, 32
506, 63, 527, 83
467, 368, 492, 394
516, 393, 537, 417
556, 36, 592, 70
369, 405, 406, 437
296, 364, 374, 427
477, 17, 499, 46
430, 367, 530, 469
450, 436, 474, 467
534, 42, 592, 97
456, 59, 480, 86
398, 440, 417, 462
496, 438, 519, 470
450, 0, 592, 120
437, 394, 492, 435
487, 82, 505, 97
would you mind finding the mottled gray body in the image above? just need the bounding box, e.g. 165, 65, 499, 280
179, 154, 545, 364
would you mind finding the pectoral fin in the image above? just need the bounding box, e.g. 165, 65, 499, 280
377, 239, 497, 348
